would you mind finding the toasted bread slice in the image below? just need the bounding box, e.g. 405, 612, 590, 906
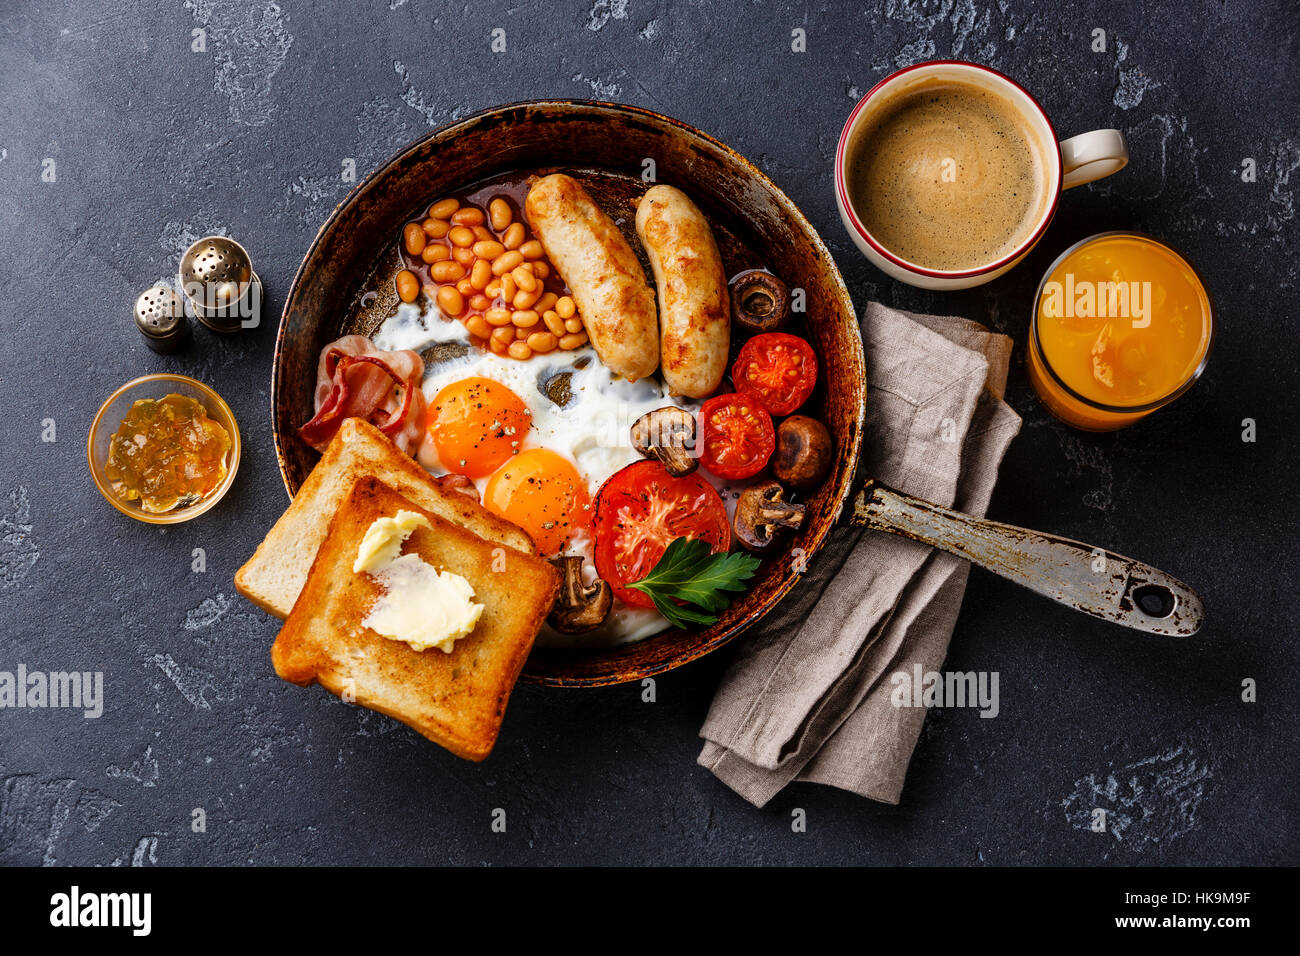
272, 477, 560, 761
236, 418, 534, 619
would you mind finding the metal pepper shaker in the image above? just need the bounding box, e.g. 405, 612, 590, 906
178, 236, 263, 332
133, 285, 188, 353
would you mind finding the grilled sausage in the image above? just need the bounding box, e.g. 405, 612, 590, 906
634, 185, 730, 398
525, 174, 659, 382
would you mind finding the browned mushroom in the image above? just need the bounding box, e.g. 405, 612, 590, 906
734, 481, 806, 552
729, 270, 790, 334
631, 406, 698, 476
548, 555, 614, 633
772, 415, 833, 490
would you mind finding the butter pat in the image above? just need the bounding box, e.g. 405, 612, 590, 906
353, 510, 484, 654
353, 510, 432, 574
363, 555, 484, 653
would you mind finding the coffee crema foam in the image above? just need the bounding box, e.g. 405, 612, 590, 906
848, 79, 1051, 272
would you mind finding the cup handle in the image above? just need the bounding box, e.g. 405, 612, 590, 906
1059, 129, 1129, 190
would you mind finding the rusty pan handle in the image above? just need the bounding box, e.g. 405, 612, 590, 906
849, 480, 1204, 636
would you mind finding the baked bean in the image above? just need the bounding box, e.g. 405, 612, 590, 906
430, 260, 466, 283
489, 198, 513, 231
408, 193, 574, 358
492, 250, 524, 275
437, 285, 465, 316
451, 207, 486, 226
429, 198, 459, 219
396, 269, 419, 303
403, 223, 427, 256
502, 222, 526, 250
512, 266, 537, 293
527, 331, 557, 353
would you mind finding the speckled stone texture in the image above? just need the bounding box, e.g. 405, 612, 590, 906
0, 0, 1295, 866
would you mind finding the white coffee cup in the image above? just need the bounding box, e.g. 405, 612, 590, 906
834, 60, 1129, 291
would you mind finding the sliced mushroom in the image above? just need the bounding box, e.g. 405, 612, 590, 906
734, 481, 806, 552
729, 270, 790, 334
631, 406, 698, 477
548, 555, 613, 634
772, 415, 833, 490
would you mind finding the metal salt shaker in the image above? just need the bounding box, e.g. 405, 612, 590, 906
133, 285, 188, 353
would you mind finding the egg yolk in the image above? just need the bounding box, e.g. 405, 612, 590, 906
483, 449, 591, 556
428, 377, 531, 478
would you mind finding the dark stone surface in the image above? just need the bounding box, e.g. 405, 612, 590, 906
0, 0, 1295, 866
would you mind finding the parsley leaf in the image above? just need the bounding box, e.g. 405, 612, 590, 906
627, 538, 762, 629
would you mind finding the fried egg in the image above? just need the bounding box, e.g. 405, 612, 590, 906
483, 448, 591, 556
374, 303, 682, 644
427, 376, 532, 479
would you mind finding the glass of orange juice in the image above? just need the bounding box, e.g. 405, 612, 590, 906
1026, 232, 1214, 430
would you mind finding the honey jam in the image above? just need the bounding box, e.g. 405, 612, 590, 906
104, 394, 231, 513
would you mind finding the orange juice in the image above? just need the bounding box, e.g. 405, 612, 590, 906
1027, 233, 1213, 430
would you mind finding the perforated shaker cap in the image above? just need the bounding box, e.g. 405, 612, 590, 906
179, 235, 258, 331
133, 285, 187, 352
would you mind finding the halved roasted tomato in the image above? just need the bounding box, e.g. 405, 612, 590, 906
593, 460, 730, 608
698, 393, 775, 480
731, 332, 818, 416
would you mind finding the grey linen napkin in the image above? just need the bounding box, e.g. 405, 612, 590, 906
698, 303, 1022, 806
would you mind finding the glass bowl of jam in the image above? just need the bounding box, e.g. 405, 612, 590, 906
88, 374, 241, 524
